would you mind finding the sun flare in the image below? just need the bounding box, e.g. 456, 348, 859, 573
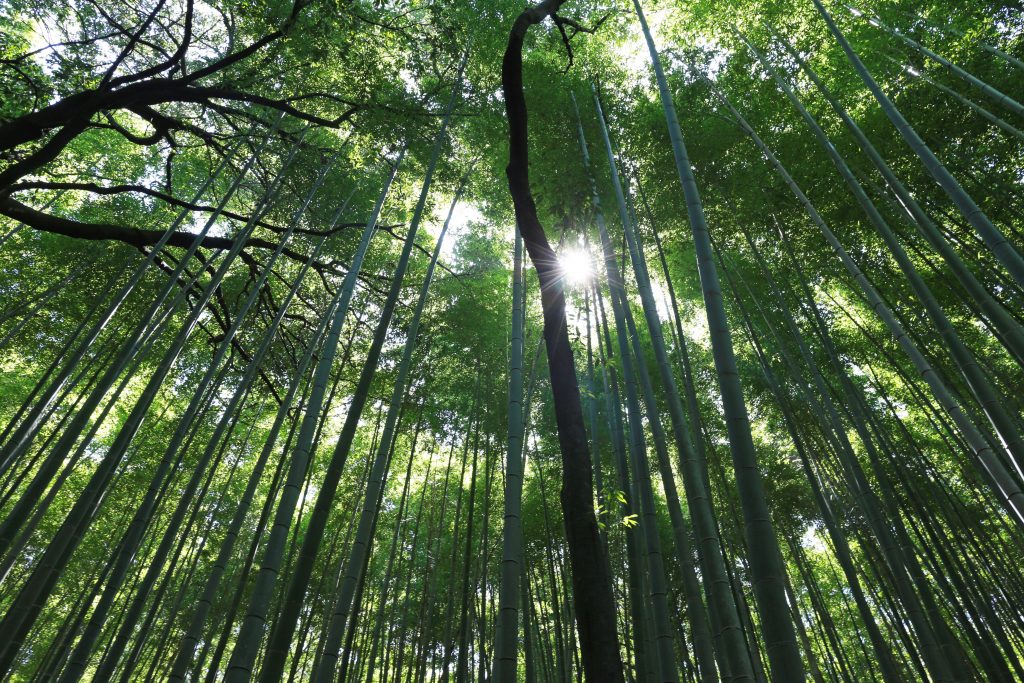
558, 247, 595, 287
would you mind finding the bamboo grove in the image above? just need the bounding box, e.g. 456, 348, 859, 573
1, 0, 1023, 679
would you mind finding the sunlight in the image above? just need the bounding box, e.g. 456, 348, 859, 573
427, 199, 482, 260
558, 247, 595, 287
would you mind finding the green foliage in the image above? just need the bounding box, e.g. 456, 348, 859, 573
1, 0, 1023, 679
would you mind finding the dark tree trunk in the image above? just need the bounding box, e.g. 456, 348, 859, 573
501, 2, 624, 681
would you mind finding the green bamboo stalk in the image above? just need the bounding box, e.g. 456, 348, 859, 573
717, 47, 1024, 527
764, 30, 1024, 370
362, 410, 430, 681
0, 127, 304, 674
167, 271, 337, 679
58, 154, 337, 681
592, 88, 722, 683
847, 3, 1024, 116
717, 237, 969, 681
813, 0, 1024, 289
311, 179, 462, 682
744, 32, 1024, 482
493, 226, 527, 682
223, 148, 406, 681
571, 94, 679, 683
591, 280, 654, 682
631, 2, 805, 678
249, 58, 468, 678
887, 55, 1024, 141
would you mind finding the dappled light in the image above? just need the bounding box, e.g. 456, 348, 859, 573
1, 0, 1023, 681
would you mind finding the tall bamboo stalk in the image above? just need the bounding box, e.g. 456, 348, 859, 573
812, 0, 1024, 289
310, 178, 462, 682
631, 2, 805, 678
493, 227, 527, 682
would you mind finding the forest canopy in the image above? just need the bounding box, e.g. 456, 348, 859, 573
1, 0, 1023, 680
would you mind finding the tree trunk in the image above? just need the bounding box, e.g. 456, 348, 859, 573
502, 3, 624, 680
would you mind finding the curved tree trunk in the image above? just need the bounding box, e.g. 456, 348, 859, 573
502, 3, 625, 680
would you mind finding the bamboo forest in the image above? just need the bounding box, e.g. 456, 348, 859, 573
4, 0, 1024, 679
